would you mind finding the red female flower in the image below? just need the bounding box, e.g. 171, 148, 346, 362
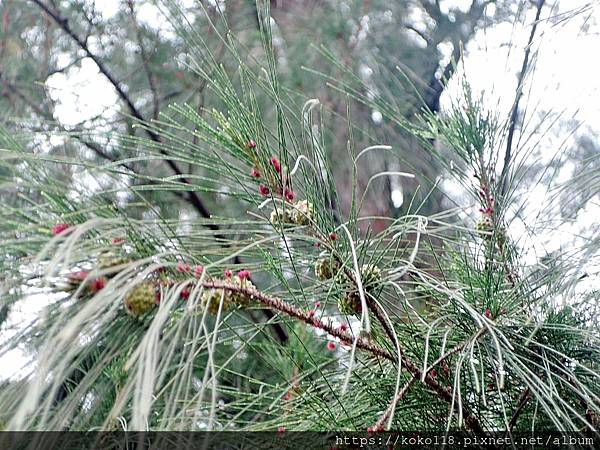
91, 277, 107, 292
329, 232, 337, 241
224, 269, 233, 278
270, 156, 281, 173
51, 223, 70, 235
194, 265, 204, 277
237, 269, 251, 279
176, 261, 191, 273
251, 167, 261, 178
327, 341, 336, 351
247, 139, 257, 149
284, 188, 296, 202
259, 184, 270, 196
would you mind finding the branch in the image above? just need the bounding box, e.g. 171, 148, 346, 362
508, 387, 530, 430
29, 0, 213, 220
29, 0, 288, 344
423, 0, 496, 113
370, 375, 418, 431
201, 280, 485, 434
126, 0, 160, 120
501, 0, 546, 198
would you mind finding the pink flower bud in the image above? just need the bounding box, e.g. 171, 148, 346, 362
247, 139, 257, 149
194, 265, 204, 277
237, 269, 251, 279
224, 269, 233, 278
327, 341, 336, 350
259, 184, 270, 196
51, 223, 70, 235
284, 188, 296, 202
329, 232, 337, 241
91, 277, 107, 292
176, 262, 191, 273
270, 156, 281, 173
251, 167, 260, 178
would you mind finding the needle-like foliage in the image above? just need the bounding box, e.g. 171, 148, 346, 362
0, 0, 598, 436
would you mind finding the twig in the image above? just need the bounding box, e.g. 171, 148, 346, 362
501, 0, 546, 198
370, 375, 418, 431
30, 0, 213, 221
126, 0, 160, 120
29, 0, 288, 343
508, 387, 531, 430
200, 280, 485, 434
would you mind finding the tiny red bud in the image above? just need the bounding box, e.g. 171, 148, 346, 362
91, 277, 107, 292
251, 167, 261, 178
237, 269, 251, 279
224, 269, 233, 278
278, 426, 285, 433
314, 242, 321, 248
485, 308, 491, 318
327, 341, 336, 350
194, 265, 204, 277
270, 156, 281, 173
259, 184, 270, 196
430, 368, 437, 378
339, 323, 348, 332
51, 223, 71, 235
69, 271, 89, 282
282, 391, 291, 401
329, 232, 337, 241
247, 139, 257, 149
180, 287, 190, 299
111, 237, 124, 245
314, 301, 321, 308
155, 291, 161, 303
176, 262, 191, 273
284, 188, 296, 202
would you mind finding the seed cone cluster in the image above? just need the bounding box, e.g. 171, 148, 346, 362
475, 216, 494, 234
338, 291, 362, 315
98, 253, 133, 271
201, 275, 256, 314
124, 282, 157, 316
314, 255, 340, 281
270, 200, 314, 227
315, 261, 382, 315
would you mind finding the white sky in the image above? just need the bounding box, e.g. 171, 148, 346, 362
2, 0, 600, 380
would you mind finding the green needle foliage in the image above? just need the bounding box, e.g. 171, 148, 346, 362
0, 0, 599, 436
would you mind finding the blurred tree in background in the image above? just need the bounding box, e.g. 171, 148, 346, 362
0, 0, 514, 225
